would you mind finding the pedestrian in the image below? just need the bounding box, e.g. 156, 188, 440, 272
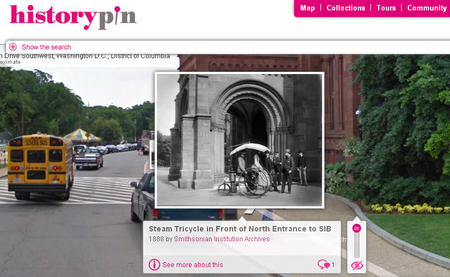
273, 152, 282, 192
281, 149, 295, 193
237, 152, 246, 174
264, 151, 278, 192
238, 152, 255, 192
252, 152, 263, 170
296, 150, 308, 186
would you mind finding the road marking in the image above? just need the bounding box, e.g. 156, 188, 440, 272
72, 183, 132, 194
70, 188, 131, 197
71, 183, 132, 193
0, 177, 135, 204
255, 209, 399, 277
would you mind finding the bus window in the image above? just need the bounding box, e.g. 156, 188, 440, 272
49, 149, 62, 162
27, 150, 45, 163
10, 150, 24, 162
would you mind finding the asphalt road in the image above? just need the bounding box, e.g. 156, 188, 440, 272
75, 150, 148, 178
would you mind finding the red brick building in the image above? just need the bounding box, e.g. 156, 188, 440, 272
179, 55, 361, 163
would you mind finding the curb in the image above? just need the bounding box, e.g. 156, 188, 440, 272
326, 193, 450, 270
0, 167, 7, 178
144, 160, 150, 173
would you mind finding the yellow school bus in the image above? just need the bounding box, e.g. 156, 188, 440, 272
8, 134, 74, 200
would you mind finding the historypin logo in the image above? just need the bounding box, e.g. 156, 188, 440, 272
10, 5, 136, 30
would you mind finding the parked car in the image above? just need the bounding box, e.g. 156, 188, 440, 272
130, 172, 237, 221
106, 145, 118, 153
74, 148, 104, 170
127, 143, 137, 151
96, 145, 108, 155
116, 144, 128, 152
73, 144, 87, 154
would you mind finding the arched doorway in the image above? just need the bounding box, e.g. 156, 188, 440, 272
210, 80, 290, 180
226, 99, 268, 148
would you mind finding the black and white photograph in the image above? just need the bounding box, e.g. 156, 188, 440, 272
156, 72, 324, 208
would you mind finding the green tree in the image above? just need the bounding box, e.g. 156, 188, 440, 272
0, 68, 154, 145
348, 55, 450, 206
0, 68, 84, 137
91, 118, 123, 144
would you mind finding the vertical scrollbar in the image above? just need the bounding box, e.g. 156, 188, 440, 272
347, 217, 366, 274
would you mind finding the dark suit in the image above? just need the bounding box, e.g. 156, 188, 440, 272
281, 155, 295, 193
264, 156, 278, 191
296, 155, 308, 185
273, 156, 282, 190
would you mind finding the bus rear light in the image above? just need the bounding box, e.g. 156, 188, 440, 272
52, 166, 62, 171
10, 166, 20, 171
50, 137, 63, 146
9, 138, 22, 146
152, 209, 159, 219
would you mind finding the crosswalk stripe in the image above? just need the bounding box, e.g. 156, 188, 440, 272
73, 179, 134, 187
72, 183, 132, 194
0, 177, 134, 204
0, 196, 17, 201
71, 186, 132, 193
70, 191, 129, 201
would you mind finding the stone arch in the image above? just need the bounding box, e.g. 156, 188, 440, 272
208, 80, 291, 179
211, 80, 290, 132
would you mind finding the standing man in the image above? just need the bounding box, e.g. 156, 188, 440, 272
264, 151, 279, 192
281, 149, 295, 194
296, 150, 308, 186
273, 152, 282, 193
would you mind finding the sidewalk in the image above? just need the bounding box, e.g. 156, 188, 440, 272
156, 167, 322, 207
0, 152, 6, 177
0, 167, 6, 178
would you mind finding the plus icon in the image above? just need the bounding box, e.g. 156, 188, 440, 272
9, 43, 17, 51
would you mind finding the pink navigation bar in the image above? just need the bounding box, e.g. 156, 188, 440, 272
294, 0, 449, 17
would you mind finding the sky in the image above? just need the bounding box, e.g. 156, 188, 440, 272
12, 64, 178, 109
156, 74, 179, 135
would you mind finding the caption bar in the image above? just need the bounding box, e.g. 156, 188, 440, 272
143, 219, 341, 274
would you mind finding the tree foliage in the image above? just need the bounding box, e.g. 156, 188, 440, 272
0, 68, 154, 143
348, 55, 450, 206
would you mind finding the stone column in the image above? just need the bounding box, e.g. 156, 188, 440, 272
211, 127, 225, 183
168, 127, 181, 181
178, 116, 195, 188
268, 129, 275, 153
192, 115, 214, 189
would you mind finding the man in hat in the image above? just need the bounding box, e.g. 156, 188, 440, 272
281, 148, 295, 193
264, 151, 279, 192
296, 150, 308, 186
273, 152, 282, 192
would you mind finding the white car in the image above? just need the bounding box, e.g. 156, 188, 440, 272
116, 144, 128, 152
